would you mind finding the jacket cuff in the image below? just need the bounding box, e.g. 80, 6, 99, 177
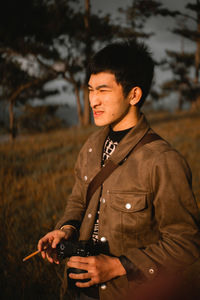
119, 255, 145, 281
59, 220, 81, 231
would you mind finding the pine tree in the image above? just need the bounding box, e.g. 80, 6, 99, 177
161, 49, 194, 110
0, 0, 72, 140
165, 0, 200, 109
0, 0, 118, 136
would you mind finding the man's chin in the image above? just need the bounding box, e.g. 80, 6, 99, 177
94, 119, 108, 127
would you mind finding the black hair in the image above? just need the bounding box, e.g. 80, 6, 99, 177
87, 39, 154, 107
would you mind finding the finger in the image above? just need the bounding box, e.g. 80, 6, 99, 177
69, 256, 92, 263
38, 237, 50, 251
46, 253, 53, 263
51, 236, 62, 249
46, 249, 54, 263
38, 238, 45, 252
38, 240, 48, 260
69, 272, 91, 280
51, 249, 60, 264
41, 250, 46, 260
67, 261, 89, 271
46, 247, 60, 264
75, 280, 94, 288
54, 259, 60, 265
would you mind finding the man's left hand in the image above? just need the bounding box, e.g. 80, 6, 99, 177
67, 254, 126, 288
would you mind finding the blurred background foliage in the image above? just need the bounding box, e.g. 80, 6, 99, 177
0, 0, 200, 140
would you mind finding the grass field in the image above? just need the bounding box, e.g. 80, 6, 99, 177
0, 110, 200, 300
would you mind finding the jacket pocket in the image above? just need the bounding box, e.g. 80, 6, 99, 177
108, 191, 151, 236
110, 191, 147, 213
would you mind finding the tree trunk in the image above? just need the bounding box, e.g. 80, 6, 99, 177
83, 84, 91, 126
7, 78, 45, 141
74, 85, 84, 126
177, 92, 184, 111
82, 0, 92, 126
64, 73, 84, 126
84, 0, 90, 30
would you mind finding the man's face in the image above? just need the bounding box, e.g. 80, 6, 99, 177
88, 72, 132, 131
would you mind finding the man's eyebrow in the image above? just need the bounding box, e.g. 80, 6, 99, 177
88, 84, 112, 89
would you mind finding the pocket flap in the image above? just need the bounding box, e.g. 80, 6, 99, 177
110, 192, 147, 212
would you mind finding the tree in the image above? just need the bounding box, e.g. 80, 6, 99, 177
119, 0, 179, 39
0, 54, 60, 140
164, 0, 200, 109
0, 0, 119, 133
116, 0, 181, 110
124, 1, 200, 110
0, 0, 72, 140
161, 50, 194, 110
49, 0, 116, 126
50, 0, 180, 125
18, 104, 63, 133
173, 1, 200, 85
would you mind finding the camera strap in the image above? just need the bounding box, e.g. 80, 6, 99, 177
86, 132, 161, 208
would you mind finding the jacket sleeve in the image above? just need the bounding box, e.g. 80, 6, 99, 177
126, 149, 200, 280
55, 147, 87, 230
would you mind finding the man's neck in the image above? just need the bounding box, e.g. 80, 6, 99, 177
111, 109, 140, 131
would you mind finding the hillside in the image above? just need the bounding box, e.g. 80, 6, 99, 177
0, 110, 200, 299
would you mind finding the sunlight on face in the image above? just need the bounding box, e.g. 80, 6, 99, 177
88, 72, 137, 130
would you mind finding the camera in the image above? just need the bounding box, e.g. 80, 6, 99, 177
56, 239, 101, 260
56, 239, 108, 289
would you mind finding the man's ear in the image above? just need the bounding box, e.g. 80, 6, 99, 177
129, 87, 142, 106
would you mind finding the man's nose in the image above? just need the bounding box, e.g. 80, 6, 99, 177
89, 91, 101, 108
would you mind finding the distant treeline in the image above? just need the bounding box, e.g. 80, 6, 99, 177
0, 0, 200, 140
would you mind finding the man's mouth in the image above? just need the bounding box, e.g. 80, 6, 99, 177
93, 110, 104, 117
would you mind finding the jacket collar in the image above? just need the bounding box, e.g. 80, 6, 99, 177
107, 113, 150, 165
89, 125, 110, 172
89, 113, 150, 170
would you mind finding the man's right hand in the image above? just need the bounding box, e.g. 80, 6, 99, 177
37, 228, 74, 264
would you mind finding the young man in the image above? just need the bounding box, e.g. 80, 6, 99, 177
38, 40, 200, 300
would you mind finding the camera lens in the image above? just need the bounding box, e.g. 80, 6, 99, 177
60, 244, 65, 251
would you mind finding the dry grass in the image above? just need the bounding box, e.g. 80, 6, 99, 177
0, 110, 200, 299
0, 126, 95, 300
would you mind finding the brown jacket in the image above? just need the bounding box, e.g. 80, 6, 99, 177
56, 114, 200, 300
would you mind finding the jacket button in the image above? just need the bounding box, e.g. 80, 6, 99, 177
84, 175, 88, 181
149, 268, 155, 275
101, 198, 106, 203
88, 148, 92, 152
100, 236, 106, 242
100, 284, 107, 290
125, 203, 131, 209
88, 213, 92, 218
